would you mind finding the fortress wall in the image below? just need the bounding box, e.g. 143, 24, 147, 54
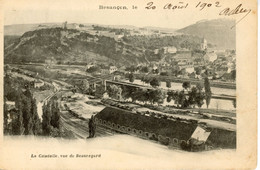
94, 113, 236, 150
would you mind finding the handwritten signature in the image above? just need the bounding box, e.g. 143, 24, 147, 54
219, 4, 251, 29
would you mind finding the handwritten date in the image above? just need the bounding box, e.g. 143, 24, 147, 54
145, 1, 251, 27
195, 1, 221, 10
145, 1, 222, 10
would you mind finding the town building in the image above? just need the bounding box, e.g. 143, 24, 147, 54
34, 79, 44, 88
204, 52, 217, 62
114, 34, 124, 41
154, 49, 159, 54
45, 57, 57, 67
101, 69, 110, 74
100, 66, 118, 74
98, 31, 115, 38
173, 52, 194, 69
6, 101, 15, 111
139, 28, 151, 35
86, 62, 96, 69
164, 46, 177, 54
109, 66, 118, 74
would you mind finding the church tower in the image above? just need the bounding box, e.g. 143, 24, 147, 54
63, 21, 67, 29
201, 37, 207, 50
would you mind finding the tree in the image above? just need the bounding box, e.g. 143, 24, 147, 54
12, 109, 25, 135
176, 90, 186, 108
179, 68, 186, 76
167, 90, 175, 104
196, 83, 203, 92
149, 89, 166, 105
129, 73, 135, 83
132, 88, 146, 103
160, 72, 169, 76
88, 86, 95, 96
107, 85, 122, 100
195, 67, 202, 75
166, 95, 171, 103
140, 66, 149, 73
195, 90, 205, 110
80, 80, 89, 94
188, 87, 197, 109
188, 85, 205, 111
126, 65, 137, 72
142, 76, 151, 84
150, 77, 161, 88
233, 99, 236, 108
24, 87, 33, 99
231, 70, 236, 81
166, 80, 171, 89
122, 86, 135, 100
190, 72, 196, 78
116, 87, 122, 100
86, 66, 100, 73
42, 102, 52, 136
141, 76, 146, 85
182, 81, 191, 91
4, 98, 8, 134
88, 115, 96, 138
22, 94, 33, 135
31, 98, 41, 135
22, 88, 41, 135
50, 100, 60, 130
95, 85, 106, 97
42, 99, 61, 137
153, 69, 159, 74
137, 89, 148, 103
171, 64, 180, 77
156, 90, 166, 105
204, 77, 212, 108
12, 90, 25, 135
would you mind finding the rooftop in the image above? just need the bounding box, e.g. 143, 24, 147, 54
96, 106, 197, 140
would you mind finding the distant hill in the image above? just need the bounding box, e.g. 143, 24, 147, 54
177, 19, 236, 50
143, 26, 177, 33
4, 23, 139, 36
100, 24, 138, 30
4, 27, 130, 64
4, 27, 161, 65
4, 23, 62, 36
4, 25, 206, 65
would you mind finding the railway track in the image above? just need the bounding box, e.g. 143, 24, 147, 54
60, 110, 114, 139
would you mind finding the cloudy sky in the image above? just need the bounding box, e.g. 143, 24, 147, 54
3, 0, 240, 29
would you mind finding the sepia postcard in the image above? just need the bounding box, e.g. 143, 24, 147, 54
0, 0, 257, 169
